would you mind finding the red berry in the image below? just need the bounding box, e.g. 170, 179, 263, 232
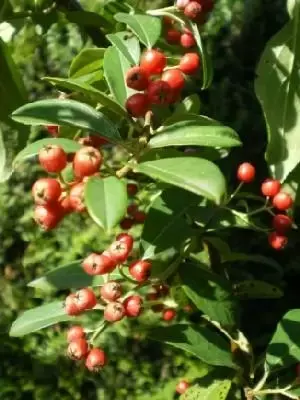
179, 53, 200, 75
109, 240, 132, 264
104, 301, 125, 322
296, 363, 300, 378
261, 179, 281, 197
128, 260, 152, 282
180, 32, 196, 48
268, 231, 288, 250
184, 1, 202, 20
67, 325, 85, 342
176, 380, 190, 395
85, 348, 107, 372
133, 210, 147, 224
120, 217, 135, 230
116, 233, 134, 253
162, 69, 185, 91
196, 0, 214, 12
162, 308, 177, 321
100, 281, 122, 302
32, 178, 62, 206
34, 204, 63, 230
82, 252, 116, 275
140, 49, 167, 76
67, 338, 89, 360
69, 182, 86, 212
78, 135, 108, 148
127, 183, 138, 196
126, 66, 149, 91
272, 192, 293, 211
75, 288, 97, 311
73, 146, 102, 179
65, 294, 81, 316
38, 145, 67, 173
237, 162, 256, 183
60, 193, 73, 215
123, 295, 143, 317
176, 0, 190, 9
127, 204, 138, 216
163, 16, 173, 26
147, 80, 173, 105
126, 93, 149, 118
46, 125, 59, 136
166, 29, 181, 44
273, 214, 292, 233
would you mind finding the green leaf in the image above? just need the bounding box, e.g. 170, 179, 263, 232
11, 99, 121, 142
222, 253, 283, 276
180, 263, 239, 328
13, 138, 81, 168
69, 48, 105, 81
135, 157, 226, 204
28, 261, 122, 292
10, 301, 72, 337
234, 280, 283, 299
182, 380, 232, 400
175, 94, 201, 115
85, 176, 127, 231
266, 309, 300, 370
43, 77, 128, 118
149, 121, 241, 149
255, 3, 300, 181
148, 324, 236, 369
163, 113, 219, 127
104, 46, 134, 107
106, 31, 140, 65
114, 13, 162, 48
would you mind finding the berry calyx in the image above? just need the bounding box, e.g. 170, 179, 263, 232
272, 192, 293, 211
126, 66, 149, 91
162, 308, 177, 321
237, 162, 256, 183
85, 348, 107, 372
109, 240, 132, 264
147, 80, 173, 105
104, 301, 126, 322
127, 183, 138, 196
38, 145, 67, 173
69, 182, 86, 212
180, 32, 196, 48
184, 1, 202, 20
116, 233, 134, 253
268, 231, 288, 250
67, 325, 85, 342
128, 260, 152, 282
179, 53, 200, 75
176, 380, 190, 395
261, 179, 281, 197
73, 146, 102, 179
82, 252, 116, 275
123, 295, 143, 317
166, 29, 181, 44
32, 178, 62, 206
273, 214, 292, 233
126, 93, 149, 117
162, 69, 185, 91
75, 288, 97, 311
140, 49, 167, 76
100, 281, 122, 302
34, 204, 63, 230
67, 338, 89, 360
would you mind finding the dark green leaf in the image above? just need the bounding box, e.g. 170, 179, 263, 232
69, 48, 105, 82
135, 157, 226, 204
115, 13, 162, 48
234, 280, 283, 299
106, 31, 140, 65
85, 176, 127, 231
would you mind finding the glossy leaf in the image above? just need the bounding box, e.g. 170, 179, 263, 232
182, 380, 232, 400
104, 46, 134, 107
148, 324, 236, 369
28, 261, 122, 292
135, 157, 226, 204
10, 301, 71, 337
149, 121, 241, 149
266, 309, 300, 370
234, 280, 283, 299
69, 48, 105, 81
11, 99, 121, 142
106, 31, 140, 65
180, 263, 239, 328
114, 13, 162, 48
85, 176, 127, 231
43, 77, 128, 118
255, 3, 300, 181
163, 113, 219, 127
13, 138, 81, 168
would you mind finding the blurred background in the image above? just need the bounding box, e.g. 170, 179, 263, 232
0, 0, 289, 399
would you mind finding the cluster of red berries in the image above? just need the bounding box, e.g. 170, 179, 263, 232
237, 163, 294, 250
146, 285, 177, 321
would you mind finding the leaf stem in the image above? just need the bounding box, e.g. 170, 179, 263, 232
118, 266, 137, 284
226, 182, 244, 205
90, 321, 109, 345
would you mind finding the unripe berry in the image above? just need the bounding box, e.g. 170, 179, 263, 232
38, 145, 67, 173
67, 338, 89, 360
184, 1, 202, 20
272, 192, 293, 211
101, 281, 122, 302
129, 260, 152, 282
116, 233, 134, 253
32, 178, 62, 206
75, 288, 97, 311
109, 240, 132, 264
73, 146, 102, 179
85, 348, 107, 372
34, 204, 63, 230
176, 380, 190, 395
166, 29, 181, 44
123, 295, 143, 317
268, 231, 288, 250
140, 49, 167, 76
273, 214, 292, 233
120, 217, 135, 230
162, 69, 185, 91
126, 93, 149, 118
126, 66, 149, 91
176, 0, 190, 9
82, 252, 116, 275
127, 183, 138, 196
69, 182, 86, 212
180, 32, 196, 48
237, 162, 256, 183
179, 53, 200, 75
261, 179, 281, 197
67, 325, 85, 342
104, 301, 126, 322
147, 80, 173, 105
46, 125, 59, 136
162, 308, 177, 321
